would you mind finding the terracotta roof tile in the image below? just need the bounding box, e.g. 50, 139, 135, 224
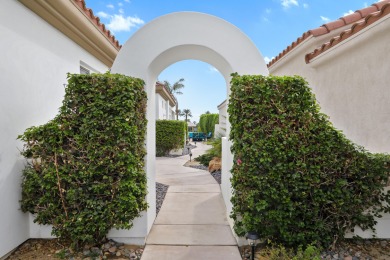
305, 3, 390, 63
357, 5, 379, 17
308, 27, 328, 36
340, 12, 363, 25
72, 0, 121, 50
267, 0, 390, 68
322, 19, 346, 32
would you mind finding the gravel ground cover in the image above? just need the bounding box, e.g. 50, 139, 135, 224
156, 182, 169, 215
240, 239, 390, 260
188, 164, 221, 184
6, 238, 143, 260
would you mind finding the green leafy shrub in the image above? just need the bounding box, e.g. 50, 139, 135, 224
229, 74, 390, 248
198, 113, 219, 136
156, 120, 186, 156
195, 137, 222, 166
207, 136, 222, 158
195, 153, 214, 166
18, 73, 148, 248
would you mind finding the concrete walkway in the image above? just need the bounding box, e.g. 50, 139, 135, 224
141, 143, 241, 260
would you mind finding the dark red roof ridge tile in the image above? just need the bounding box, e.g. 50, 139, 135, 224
305, 3, 390, 63
267, 0, 390, 68
72, 0, 121, 50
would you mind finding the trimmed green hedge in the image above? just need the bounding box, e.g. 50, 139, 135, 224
228, 74, 390, 248
199, 113, 219, 137
156, 120, 186, 156
18, 73, 148, 248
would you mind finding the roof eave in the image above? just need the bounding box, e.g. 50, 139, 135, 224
19, 0, 120, 67
306, 4, 390, 64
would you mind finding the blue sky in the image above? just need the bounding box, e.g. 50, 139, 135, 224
85, 0, 377, 122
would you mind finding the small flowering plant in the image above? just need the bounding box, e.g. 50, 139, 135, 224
236, 158, 242, 166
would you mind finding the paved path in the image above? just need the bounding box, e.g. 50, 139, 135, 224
141, 143, 241, 260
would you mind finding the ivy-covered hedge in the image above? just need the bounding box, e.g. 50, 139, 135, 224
18, 73, 148, 248
156, 120, 186, 156
199, 113, 219, 137
228, 74, 390, 248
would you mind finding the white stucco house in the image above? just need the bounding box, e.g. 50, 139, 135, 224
155, 81, 178, 120
214, 100, 227, 137
0, 0, 121, 257
2, 0, 389, 257
268, 0, 390, 154
268, 0, 390, 238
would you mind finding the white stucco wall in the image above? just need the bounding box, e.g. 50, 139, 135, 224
155, 93, 176, 120
0, 1, 108, 257
112, 12, 268, 244
269, 15, 390, 238
215, 100, 227, 137
155, 94, 166, 119
270, 15, 390, 154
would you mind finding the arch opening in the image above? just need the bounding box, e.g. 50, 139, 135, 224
157, 59, 227, 122
110, 11, 268, 245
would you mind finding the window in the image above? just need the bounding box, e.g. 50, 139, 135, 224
80, 66, 90, 75
79, 61, 99, 75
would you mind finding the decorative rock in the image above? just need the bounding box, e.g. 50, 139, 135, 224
130, 252, 137, 259
380, 240, 387, 248
116, 251, 122, 257
344, 256, 353, 260
83, 249, 91, 256
108, 246, 117, 253
332, 253, 339, 259
91, 247, 101, 255
208, 157, 221, 173
123, 249, 131, 257
355, 251, 361, 257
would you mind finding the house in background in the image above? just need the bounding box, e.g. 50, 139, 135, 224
187, 121, 197, 132
268, 1, 390, 238
214, 100, 227, 137
155, 81, 178, 120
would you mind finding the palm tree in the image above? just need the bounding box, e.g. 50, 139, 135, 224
163, 78, 185, 120
180, 109, 192, 122
163, 78, 185, 95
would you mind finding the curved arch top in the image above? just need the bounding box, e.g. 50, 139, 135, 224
109, 12, 268, 242
112, 11, 268, 80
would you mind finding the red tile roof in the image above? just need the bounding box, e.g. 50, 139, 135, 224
267, 0, 390, 68
72, 0, 121, 50
305, 3, 390, 63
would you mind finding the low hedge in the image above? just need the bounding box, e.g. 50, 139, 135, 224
199, 113, 219, 137
18, 73, 148, 248
228, 74, 390, 248
156, 120, 186, 156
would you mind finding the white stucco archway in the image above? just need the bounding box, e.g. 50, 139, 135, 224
110, 12, 268, 244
